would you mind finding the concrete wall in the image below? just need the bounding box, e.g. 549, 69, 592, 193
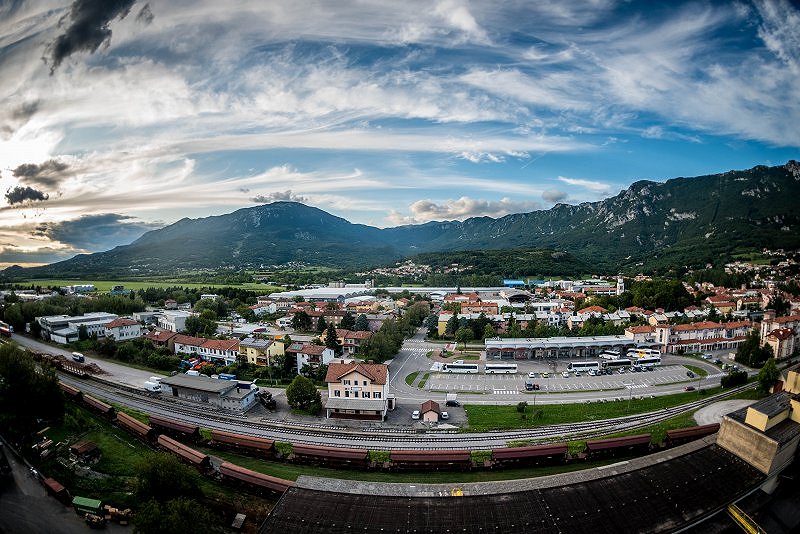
717, 417, 778, 475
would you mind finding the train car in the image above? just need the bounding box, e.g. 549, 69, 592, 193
665, 424, 720, 448
42, 477, 71, 504
218, 462, 293, 494
491, 444, 569, 468
210, 430, 274, 457
157, 435, 210, 470
115, 412, 156, 442
80, 394, 115, 418
389, 449, 472, 471
58, 381, 83, 401
148, 414, 200, 441
585, 434, 652, 459
290, 444, 369, 468
59, 361, 89, 379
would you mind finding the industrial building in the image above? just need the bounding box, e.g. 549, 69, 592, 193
484, 335, 637, 360
159, 374, 258, 413
36, 312, 120, 344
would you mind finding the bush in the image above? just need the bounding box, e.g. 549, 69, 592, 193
285, 375, 322, 414
720, 370, 748, 388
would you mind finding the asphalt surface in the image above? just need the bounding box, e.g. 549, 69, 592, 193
693, 399, 758, 425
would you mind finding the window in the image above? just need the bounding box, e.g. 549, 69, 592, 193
363, 391, 370, 398
345, 391, 349, 398
334, 390, 340, 397
363, 380, 367, 386
374, 392, 381, 399
343, 379, 351, 385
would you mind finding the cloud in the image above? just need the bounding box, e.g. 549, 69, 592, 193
12, 159, 71, 189
388, 196, 542, 224
136, 3, 154, 25
35, 213, 161, 251
250, 190, 309, 204
557, 176, 610, 192
542, 189, 568, 203
47, 0, 137, 72
5, 186, 49, 205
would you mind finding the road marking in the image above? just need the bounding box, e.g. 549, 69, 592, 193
625, 383, 649, 389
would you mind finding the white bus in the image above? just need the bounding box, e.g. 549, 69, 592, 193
634, 356, 661, 368
627, 348, 662, 359
602, 358, 633, 369
484, 363, 518, 374
567, 361, 600, 372
598, 350, 621, 359
442, 362, 480, 374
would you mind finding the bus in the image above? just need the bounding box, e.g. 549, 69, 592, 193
635, 356, 661, 368
484, 363, 518, 374
441, 362, 479, 374
598, 350, 620, 359
567, 361, 600, 372
601, 358, 632, 369
627, 348, 662, 359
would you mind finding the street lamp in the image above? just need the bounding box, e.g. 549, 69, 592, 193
623, 380, 633, 411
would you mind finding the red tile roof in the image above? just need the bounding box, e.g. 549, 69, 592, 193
105, 318, 138, 328
325, 362, 388, 385
420, 399, 440, 414
144, 330, 178, 343
578, 305, 608, 314
773, 314, 800, 324
671, 321, 722, 332
336, 329, 373, 340
173, 334, 207, 347
767, 328, 794, 341
626, 325, 655, 334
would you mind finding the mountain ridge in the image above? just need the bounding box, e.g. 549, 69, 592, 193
6, 161, 800, 278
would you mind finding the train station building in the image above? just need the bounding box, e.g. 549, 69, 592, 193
159, 374, 258, 413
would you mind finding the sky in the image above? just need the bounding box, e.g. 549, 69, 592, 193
1, 0, 799, 267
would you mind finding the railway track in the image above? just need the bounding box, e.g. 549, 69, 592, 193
59, 371, 754, 450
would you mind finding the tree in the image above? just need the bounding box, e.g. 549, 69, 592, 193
757, 358, 780, 394
316, 315, 328, 334
324, 323, 343, 357
483, 323, 496, 339
135, 452, 203, 503
768, 295, 790, 316
285, 375, 322, 414
736, 331, 773, 368
291, 311, 312, 331
454, 326, 473, 350
354, 313, 370, 332
445, 314, 459, 337
0, 345, 64, 444
340, 311, 356, 330
134, 498, 216, 534
77, 324, 89, 341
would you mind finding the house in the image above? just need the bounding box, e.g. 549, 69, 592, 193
336, 329, 373, 355
655, 320, 754, 354
760, 312, 800, 360
200, 294, 219, 301
172, 334, 206, 356
164, 299, 178, 310
324, 362, 389, 420
461, 302, 499, 315
764, 328, 795, 360
577, 305, 608, 316
239, 336, 285, 367
625, 325, 655, 343
143, 330, 178, 349
249, 303, 276, 316
286, 343, 335, 374
157, 310, 192, 333
103, 318, 141, 341
420, 400, 440, 423
199, 339, 240, 365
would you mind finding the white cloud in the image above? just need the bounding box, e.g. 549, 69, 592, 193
388, 196, 542, 224
557, 176, 610, 192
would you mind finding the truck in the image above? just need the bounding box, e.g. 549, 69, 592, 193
143, 381, 161, 393
218, 373, 237, 381
71, 352, 85, 363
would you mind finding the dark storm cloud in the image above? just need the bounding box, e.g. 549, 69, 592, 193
47, 0, 137, 72
251, 190, 308, 204
36, 213, 161, 251
5, 186, 49, 205
542, 189, 568, 203
12, 159, 71, 189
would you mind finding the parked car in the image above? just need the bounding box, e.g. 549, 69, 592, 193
411, 410, 420, 420
541, 372, 549, 378
528, 371, 536, 378
532, 383, 540, 390
618, 368, 625, 374
525, 382, 535, 391
588, 369, 596, 376
713, 359, 723, 365
561, 371, 570, 378
445, 400, 461, 407
686, 371, 695, 378
441, 411, 449, 420
684, 386, 696, 391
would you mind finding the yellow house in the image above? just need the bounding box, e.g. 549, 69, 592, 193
238, 337, 285, 367
324, 362, 388, 421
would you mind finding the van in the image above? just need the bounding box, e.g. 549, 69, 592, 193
186, 370, 200, 376
71, 352, 85, 363
148, 376, 164, 383
143, 381, 161, 393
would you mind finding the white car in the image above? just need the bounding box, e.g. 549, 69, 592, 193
441, 411, 449, 420
528, 371, 536, 378
561, 371, 570, 378
411, 410, 420, 420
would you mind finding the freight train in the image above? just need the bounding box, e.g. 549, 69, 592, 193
57, 380, 722, 497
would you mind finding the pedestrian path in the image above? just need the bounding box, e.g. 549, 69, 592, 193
625, 383, 649, 389
492, 389, 518, 395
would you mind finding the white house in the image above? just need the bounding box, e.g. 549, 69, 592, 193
199, 339, 240, 365
104, 318, 142, 341
286, 343, 335, 374
324, 362, 389, 420
157, 310, 193, 332
172, 334, 206, 356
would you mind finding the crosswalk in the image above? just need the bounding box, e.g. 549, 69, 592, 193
492, 389, 517, 395
625, 383, 649, 389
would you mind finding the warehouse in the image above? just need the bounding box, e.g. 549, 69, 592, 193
159, 374, 258, 413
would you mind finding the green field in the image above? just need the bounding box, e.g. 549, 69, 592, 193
16, 278, 282, 293
465, 387, 725, 431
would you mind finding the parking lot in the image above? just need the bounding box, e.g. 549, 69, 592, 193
425, 364, 709, 394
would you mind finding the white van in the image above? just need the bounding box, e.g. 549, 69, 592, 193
148, 376, 164, 383
143, 381, 161, 393
71, 352, 85, 363
185, 370, 200, 376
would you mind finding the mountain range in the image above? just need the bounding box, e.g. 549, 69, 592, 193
6, 161, 800, 279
